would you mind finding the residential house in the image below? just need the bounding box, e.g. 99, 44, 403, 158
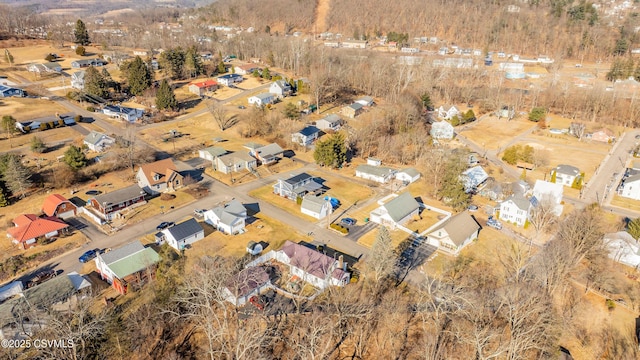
619, 174, 640, 200
247, 143, 284, 165
342, 103, 364, 118
531, 180, 564, 216
437, 105, 461, 120
26, 62, 61, 74
248, 93, 276, 107
0, 85, 24, 98
315, 114, 342, 131
198, 146, 227, 162
70, 71, 85, 90
0, 281, 23, 303
604, 231, 640, 268
136, 158, 183, 195
188, 79, 218, 96
83, 131, 114, 152
87, 185, 146, 222
292, 126, 320, 146
430, 121, 455, 139
6, 214, 70, 249
235, 64, 261, 75
591, 128, 615, 143
70, 59, 107, 68
41, 194, 77, 219
95, 241, 160, 294
102, 105, 144, 122
355, 164, 396, 183
301, 195, 331, 219
214, 152, 257, 174
342, 40, 367, 49
224, 266, 272, 306
217, 73, 243, 86
273, 173, 323, 200
132, 49, 151, 56
156, 218, 204, 250
204, 199, 247, 234
498, 194, 531, 227
370, 192, 420, 230
275, 241, 350, 289
355, 96, 374, 107
396, 168, 421, 184
551, 164, 582, 187
461, 166, 489, 193
269, 80, 292, 98
426, 211, 481, 256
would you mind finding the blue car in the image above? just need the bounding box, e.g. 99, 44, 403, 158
79, 249, 101, 263
340, 218, 356, 226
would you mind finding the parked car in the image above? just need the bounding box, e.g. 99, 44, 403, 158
249, 295, 265, 311
467, 204, 479, 212
194, 209, 205, 217
340, 218, 356, 226
79, 248, 102, 263
156, 221, 175, 231
85, 190, 102, 196
486, 218, 502, 230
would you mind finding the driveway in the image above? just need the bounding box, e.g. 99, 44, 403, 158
345, 221, 378, 241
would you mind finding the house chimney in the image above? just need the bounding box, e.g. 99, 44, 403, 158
338, 255, 344, 269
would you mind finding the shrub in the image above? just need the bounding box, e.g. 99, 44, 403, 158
330, 223, 349, 234
606, 299, 616, 311
86, 106, 95, 112
75, 46, 86, 56
44, 53, 56, 61
74, 115, 82, 122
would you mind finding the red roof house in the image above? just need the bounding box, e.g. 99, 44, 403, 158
7, 214, 69, 249
188, 79, 218, 96
42, 194, 77, 219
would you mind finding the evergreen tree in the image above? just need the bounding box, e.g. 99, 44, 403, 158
283, 103, 299, 119
63, 145, 88, 170
84, 66, 108, 98
184, 46, 204, 78
75, 45, 86, 56
1, 115, 17, 148
156, 79, 178, 111
0, 186, 8, 207
2, 155, 32, 199
528, 107, 546, 122
73, 19, 90, 46
30, 136, 46, 153
217, 60, 226, 74
262, 67, 271, 80
313, 133, 346, 168
608, 59, 626, 81
438, 156, 470, 210
159, 48, 186, 79
420, 92, 433, 110
123, 56, 151, 96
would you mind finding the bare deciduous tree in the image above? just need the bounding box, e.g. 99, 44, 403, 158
207, 101, 239, 131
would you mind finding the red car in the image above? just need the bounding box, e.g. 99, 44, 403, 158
249, 296, 265, 311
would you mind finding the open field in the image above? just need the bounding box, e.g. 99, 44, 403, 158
307, 171, 375, 206
248, 185, 304, 219
611, 195, 640, 212
460, 116, 536, 150
0, 97, 69, 122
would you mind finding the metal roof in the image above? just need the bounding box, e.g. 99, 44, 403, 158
165, 218, 203, 241
383, 192, 420, 223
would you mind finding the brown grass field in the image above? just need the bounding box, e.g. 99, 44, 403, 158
459, 116, 537, 150
0, 97, 69, 122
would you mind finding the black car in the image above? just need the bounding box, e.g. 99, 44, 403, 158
156, 221, 175, 231
79, 248, 101, 263
85, 190, 102, 196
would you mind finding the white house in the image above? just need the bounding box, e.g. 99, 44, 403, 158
355, 96, 374, 107
292, 126, 320, 146
71, 71, 85, 90
430, 120, 455, 139
370, 192, 420, 230
157, 218, 204, 250
199, 146, 227, 162
248, 93, 276, 107
275, 241, 350, 289
217, 73, 243, 86
619, 174, 640, 200
498, 194, 531, 227
604, 231, 640, 268
461, 166, 489, 193
437, 105, 460, 120
214, 152, 257, 174
355, 164, 396, 183
102, 105, 144, 122
204, 199, 247, 235
426, 211, 480, 256
396, 168, 421, 184
551, 164, 582, 187
532, 180, 564, 216
269, 80, 292, 98
315, 114, 342, 131
273, 173, 323, 200
301, 195, 331, 219
83, 131, 115, 152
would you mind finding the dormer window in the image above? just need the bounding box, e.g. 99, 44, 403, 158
153, 173, 161, 181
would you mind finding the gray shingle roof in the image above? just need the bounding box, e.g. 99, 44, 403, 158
92, 185, 144, 206
384, 192, 420, 223
256, 143, 284, 158
399, 168, 420, 177
100, 240, 145, 265
201, 146, 227, 158
504, 194, 531, 211
321, 114, 342, 124
84, 131, 109, 146
348, 103, 363, 111
554, 164, 580, 176
301, 195, 328, 214
166, 218, 203, 241
430, 211, 481, 246
285, 173, 313, 185
356, 164, 395, 178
